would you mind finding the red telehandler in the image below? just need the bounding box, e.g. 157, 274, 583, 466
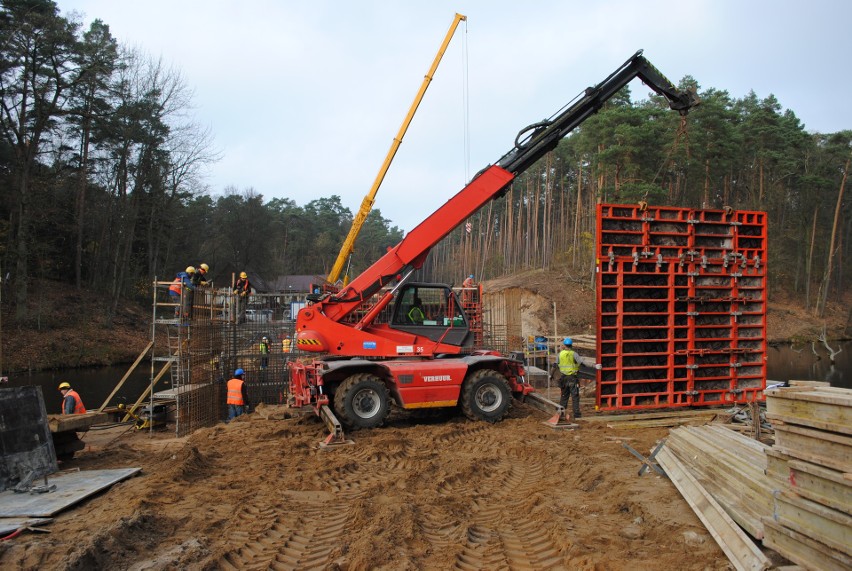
289, 50, 699, 442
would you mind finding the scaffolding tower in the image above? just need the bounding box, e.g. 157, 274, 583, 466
151, 280, 305, 436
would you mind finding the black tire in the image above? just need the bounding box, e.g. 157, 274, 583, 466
460, 369, 512, 423
334, 373, 390, 429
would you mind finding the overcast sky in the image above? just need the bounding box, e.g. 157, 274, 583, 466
56, 0, 852, 232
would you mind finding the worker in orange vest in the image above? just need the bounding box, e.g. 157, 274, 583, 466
58, 382, 86, 414
226, 368, 250, 421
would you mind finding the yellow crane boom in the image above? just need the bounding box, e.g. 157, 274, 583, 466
327, 12, 467, 285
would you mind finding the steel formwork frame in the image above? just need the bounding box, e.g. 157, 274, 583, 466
595, 203, 767, 411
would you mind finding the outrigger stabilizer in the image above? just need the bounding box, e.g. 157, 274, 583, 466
521, 391, 579, 430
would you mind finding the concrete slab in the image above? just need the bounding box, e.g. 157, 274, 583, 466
0, 468, 141, 518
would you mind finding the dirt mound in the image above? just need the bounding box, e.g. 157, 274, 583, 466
1, 404, 734, 570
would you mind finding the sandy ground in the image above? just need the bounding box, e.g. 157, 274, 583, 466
0, 393, 740, 571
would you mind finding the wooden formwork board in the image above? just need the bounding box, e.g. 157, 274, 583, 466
666, 426, 774, 539
765, 386, 852, 435
772, 422, 852, 473
767, 449, 852, 516
785, 459, 852, 515
774, 491, 852, 556
657, 447, 770, 571
763, 517, 852, 571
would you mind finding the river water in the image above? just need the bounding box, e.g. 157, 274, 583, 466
4, 340, 850, 411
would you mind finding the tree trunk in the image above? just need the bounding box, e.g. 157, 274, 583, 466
816, 154, 850, 317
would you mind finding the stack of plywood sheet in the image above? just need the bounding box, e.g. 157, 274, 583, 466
663, 424, 776, 540
658, 425, 773, 570
762, 384, 851, 571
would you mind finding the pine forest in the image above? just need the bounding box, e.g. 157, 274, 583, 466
1, 1, 850, 328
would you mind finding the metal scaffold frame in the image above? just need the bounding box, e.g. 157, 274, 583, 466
151, 281, 307, 436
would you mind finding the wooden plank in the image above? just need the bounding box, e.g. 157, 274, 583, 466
765, 387, 852, 435
774, 491, 852, 556
773, 423, 852, 473
763, 517, 852, 571
787, 380, 831, 388
607, 415, 714, 429
584, 408, 726, 423
666, 430, 773, 538
657, 447, 770, 571
785, 459, 852, 516
47, 412, 109, 433
705, 425, 770, 457
97, 340, 154, 411
765, 448, 794, 483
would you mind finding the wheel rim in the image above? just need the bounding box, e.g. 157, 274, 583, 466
352, 387, 381, 419
475, 383, 503, 413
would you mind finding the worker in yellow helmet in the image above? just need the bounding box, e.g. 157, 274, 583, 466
233, 271, 251, 323
192, 263, 211, 287
168, 266, 196, 319
58, 382, 86, 414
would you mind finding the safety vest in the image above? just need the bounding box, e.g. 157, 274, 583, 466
65, 389, 86, 414
408, 305, 425, 323
558, 349, 580, 376
282, 338, 292, 352
169, 277, 182, 295
227, 378, 245, 405
260, 341, 269, 355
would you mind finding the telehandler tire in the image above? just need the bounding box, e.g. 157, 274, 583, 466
461, 369, 512, 423
334, 373, 390, 429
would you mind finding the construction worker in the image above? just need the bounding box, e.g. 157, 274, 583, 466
169, 266, 196, 319
58, 382, 86, 415
192, 263, 211, 287
233, 271, 250, 323
226, 368, 250, 420
551, 337, 582, 419
462, 274, 476, 306
259, 336, 270, 369
408, 296, 426, 324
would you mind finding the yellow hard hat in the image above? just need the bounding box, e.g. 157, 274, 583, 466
199, 263, 209, 272
240, 272, 247, 279
186, 266, 196, 274
58, 382, 71, 390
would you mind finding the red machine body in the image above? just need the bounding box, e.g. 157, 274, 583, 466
289, 51, 700, 430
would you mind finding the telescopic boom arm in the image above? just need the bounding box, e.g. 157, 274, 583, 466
311, 50, 699, 325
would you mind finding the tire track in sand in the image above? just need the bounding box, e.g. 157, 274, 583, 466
216, 442, 415, 569
216, 497, 348, 571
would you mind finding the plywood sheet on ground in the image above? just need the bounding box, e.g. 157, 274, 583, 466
0, 468, 140, 517
0, 517, 51, 535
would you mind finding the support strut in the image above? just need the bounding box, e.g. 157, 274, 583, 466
318, 405, 354, 448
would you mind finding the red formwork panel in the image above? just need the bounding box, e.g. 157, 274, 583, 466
595, 203, 767, 411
